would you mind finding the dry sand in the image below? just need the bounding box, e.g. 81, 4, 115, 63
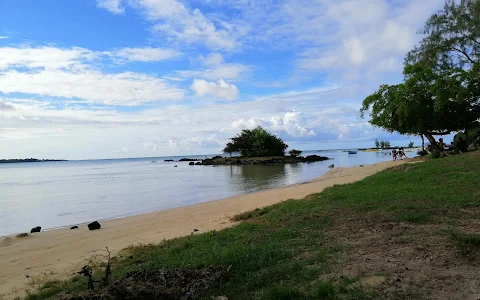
0, 160, 408, 299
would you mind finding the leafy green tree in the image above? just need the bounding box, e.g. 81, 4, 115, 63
288, 149, 302, 157
405, 0, 480, 72
225, 126, 288, 157
361, 64, 480, 150
363, 1, 480, 150
374, 139, 380, 148
223, 142, 236, 157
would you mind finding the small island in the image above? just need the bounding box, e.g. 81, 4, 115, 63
196, 126, 329, 165
0, 158, 67, 164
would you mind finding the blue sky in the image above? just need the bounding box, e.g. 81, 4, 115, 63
0, 0, 451, 159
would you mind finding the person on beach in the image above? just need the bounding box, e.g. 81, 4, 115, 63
438, 138, 447, 151
392, 149, 397, 161
399, 148, 407, 160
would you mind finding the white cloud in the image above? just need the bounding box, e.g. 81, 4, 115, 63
0, 46, 181, 71
0, 46, 96, 70
230, 111, 315, 138
0, 36, 8, 39
177, 53, 250, 81
108, 47, 181, 63
0, 70, 184, 105
98, 0, 248, 50
96, 0, 125, 14
191, 79, 239, 100
0, 84, 405, 159
0, 46, 186, 105
0, 100, 15, 111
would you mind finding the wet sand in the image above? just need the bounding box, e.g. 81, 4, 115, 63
0, 160, 408, 299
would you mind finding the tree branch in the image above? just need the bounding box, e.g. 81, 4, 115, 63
450, 46, 477, 64
426, 130, 451, 135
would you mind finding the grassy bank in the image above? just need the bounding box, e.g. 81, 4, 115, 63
26, 152, 480, 300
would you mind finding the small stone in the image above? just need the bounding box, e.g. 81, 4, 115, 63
88, 221, 101, 231
189, 162, 195, 165
328, 164, 335, 168
174, 165, 178, 167
193, 229, 199, 232
16, 233, 29, 238
70, 226, 79, 230
30, 226, 41, 233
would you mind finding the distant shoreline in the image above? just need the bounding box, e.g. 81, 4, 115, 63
0, 159, 67, 164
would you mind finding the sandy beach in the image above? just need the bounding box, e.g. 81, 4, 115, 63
0, 160, 407, 299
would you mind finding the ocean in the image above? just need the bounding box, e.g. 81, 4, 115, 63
0, 150, 399, 236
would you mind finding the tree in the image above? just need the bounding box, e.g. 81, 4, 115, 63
361, 64, 480, 150
408, 141, 415, 148
374, 139, 380, 148
288, 149, 302, 157
223, 142, 236, 157
224, 126, 288, 157
405, 0, 480, 72
363, 1, 480, 150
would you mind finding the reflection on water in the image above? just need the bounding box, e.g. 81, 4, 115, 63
0, 150, 397, 236
226, 164, 299, 193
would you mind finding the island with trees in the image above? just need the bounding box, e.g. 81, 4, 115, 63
198, 126, 329, 165
0, 158, 67, 164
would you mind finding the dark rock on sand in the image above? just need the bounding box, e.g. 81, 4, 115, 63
88, 221, 101, 231
193, 229, 199, 232
328, 164, 335, 168
16, 233, 29, 238
70, 226, 79, 230
30, 226, 41, 233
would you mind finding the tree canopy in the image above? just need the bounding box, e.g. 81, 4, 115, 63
361, 0, 480, 150
222, 126, 288, 157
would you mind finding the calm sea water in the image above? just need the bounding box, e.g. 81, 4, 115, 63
0, 150, 400, 236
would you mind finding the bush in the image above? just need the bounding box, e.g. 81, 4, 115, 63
288, 149, 302, 157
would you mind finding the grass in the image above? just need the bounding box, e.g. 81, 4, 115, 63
449, 231, 480, 255
25, 152, 480, 300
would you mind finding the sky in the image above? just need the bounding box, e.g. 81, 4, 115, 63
0, 0, 452, 160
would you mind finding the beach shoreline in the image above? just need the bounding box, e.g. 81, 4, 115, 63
0, 159, 410, 299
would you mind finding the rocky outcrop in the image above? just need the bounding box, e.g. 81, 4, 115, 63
198, 155, 329, 166
88, 221, 101, 231
179, 158, 201, 162
70, 226, 79, 230
30, 226, 41, 233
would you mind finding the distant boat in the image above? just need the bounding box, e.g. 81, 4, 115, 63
348, 150, 358, 154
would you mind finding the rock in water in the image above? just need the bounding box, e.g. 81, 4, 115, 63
328, 164, 334, 169
88, 221, 101, 231
70, 226, 79, 230
30, 226, 41, 233
189, 162, 195, 165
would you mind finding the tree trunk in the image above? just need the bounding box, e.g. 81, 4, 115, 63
420, 134, 425, 151
424, 133, 441, 151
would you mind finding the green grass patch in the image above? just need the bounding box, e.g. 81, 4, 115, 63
25, 152, 480, 300
449, 231, 480, 255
